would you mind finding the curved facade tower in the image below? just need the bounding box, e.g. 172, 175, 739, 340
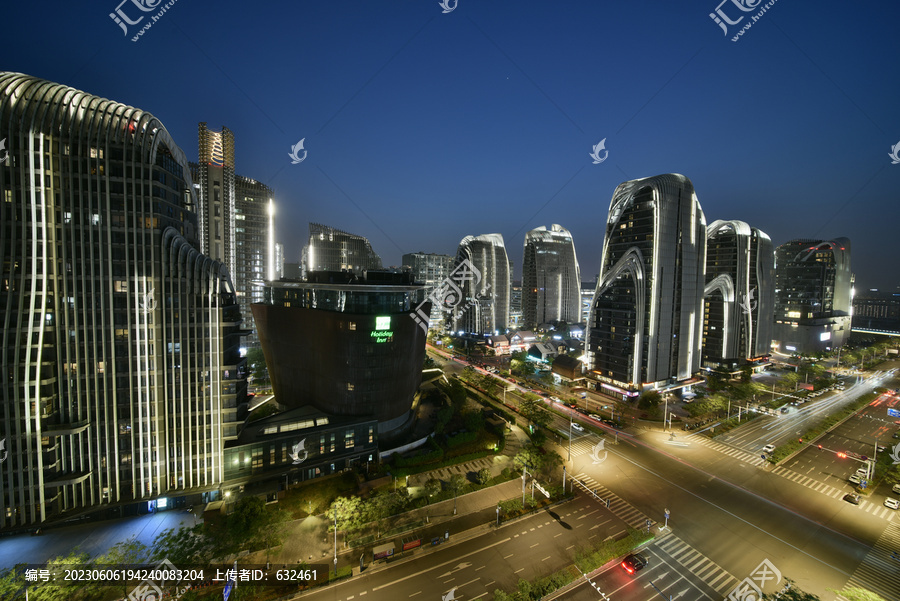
301, 223, 383, 277
703, 221, 775, 366
452, 234, 511, 336
0, 73, 244, 529
773, 238, 852, 354
522, 224, 582, 328
586, 174, 706, 393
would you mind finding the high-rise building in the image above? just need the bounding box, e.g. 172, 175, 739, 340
773, 238, 852, 354
234, 175, 272, 348
522, 224, 581, 328
0, 73, 245, 529
274, 242, 284, 280
702, 220, 775, 367
402, 252, 455, 328
452, 234, 511, 336
301, 223, 382, 277
252, 271, 428, 437
852, 290, 900, 335
509, 283, 523, 329
194, 123, 236, 278
586, 174, 707, 395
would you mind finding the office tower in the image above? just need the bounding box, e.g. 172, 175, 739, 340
852, 290, 900, 335
274, 242, 284, 280
580, 282, 595, 325
773, 238, 852, 354
509, 283, 523, 329
703, 220, 775, 367
301, 223, 382, 277
234, 175, 272, 348
252, 272, 428, 437
522, 224, 582, 329
402, 252, 454, 328
0, 73, 244, 529
586, 174, 706, 395
451, 234, 511, 336
195, 123, 236, 277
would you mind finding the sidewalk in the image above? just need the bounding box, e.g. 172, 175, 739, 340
268, 425, 533, 568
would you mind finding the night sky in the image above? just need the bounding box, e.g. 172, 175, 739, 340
6, 0, 899, 289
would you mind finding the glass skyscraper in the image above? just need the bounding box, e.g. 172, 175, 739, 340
301, 223, 383, 277
522, 224, 581, 329
452, 234, 511, 336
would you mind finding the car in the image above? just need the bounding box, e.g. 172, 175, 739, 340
549, 396, 561, 403
855, 467, 869, 477
602, 419, 619, 429
892, 483, 900, 495
621, 553, 649, 574
780, 407, 789, 414
762, 444, 776, 454
589, 413, 602, 420
843, 493, 861, 505
893, 431, 900, 440
571, 423, 585, 432
848, 474, 862, 485
885, 498, 899, 510
576, 408, 590, 415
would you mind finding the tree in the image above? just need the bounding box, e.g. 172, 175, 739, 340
514, 446, 544, 473
476, 468, 492, 485
424, 477, 441, 498
762, 579, 820, 600
96, 538, 149, 599
538, 451, 563, 481
837, 586, 889, 601
637, 390, 661, 411
151, 524, 215, 565
448, 378, 467, 409
449, 473, 467, 496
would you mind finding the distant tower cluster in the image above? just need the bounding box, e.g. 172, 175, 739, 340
452, 234, 511, 336
301, 223, 383, 277
402, 252, 455, 327
522, 224, 581, 329
587, 174, 708, 393
702, 220, 775, 368
772, 238, 852, 354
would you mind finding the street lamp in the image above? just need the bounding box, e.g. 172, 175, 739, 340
333, 506, 338, 574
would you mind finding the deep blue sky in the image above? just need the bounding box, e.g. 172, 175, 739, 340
6, 0, 899, 288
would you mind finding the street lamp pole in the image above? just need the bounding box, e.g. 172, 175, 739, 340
663, 396, 668, 431
333, 506, 338, 574
568, 418, 572, 462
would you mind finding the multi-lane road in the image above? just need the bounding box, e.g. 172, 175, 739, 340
417, 348, 900, 600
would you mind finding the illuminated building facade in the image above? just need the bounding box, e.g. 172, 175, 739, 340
402, 252, 454, 328
522, 224, 581, 328
0, 73, 245, 529
451, 234, 511, 336
301, 223, 383, 277
586, 174, 707, 393
702, 220, 775, 367
252, 272, 428, 437
233, 175, 272, 348
773, 238, 852, 354
195, 123, 236, 278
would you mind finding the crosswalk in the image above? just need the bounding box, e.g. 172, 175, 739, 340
653, 535, 739, 597
572, 472, 654, 530
685, 434, 898, 521
838, 522, 900, 601
684, 433, 767, 466
568, 437, 601, 458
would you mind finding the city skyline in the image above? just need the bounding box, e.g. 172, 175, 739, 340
4, 1, 898, 290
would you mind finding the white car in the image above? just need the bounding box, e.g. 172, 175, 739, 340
571, 423, 585, 432
762, 444, 776, 454
885, 498, 899, 510
893, 483, 900, 495
848, 474, 862, 485
549, 396, 561, 403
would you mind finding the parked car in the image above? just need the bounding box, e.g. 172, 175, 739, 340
621, 553, 649, 574
848, 474, 862, 485
884, 498, 899, 510
549, 396, 561, 403
843, 493, 861, 505
762, 444, 776, 454
892, 483, 900, 495
589, 413, 602, 420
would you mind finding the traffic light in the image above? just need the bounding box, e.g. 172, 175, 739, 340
837, 452, 847, 458
817, 445, 822, 450
799, 438, 803, 443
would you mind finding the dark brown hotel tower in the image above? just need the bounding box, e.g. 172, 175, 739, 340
252, 272, 429, 436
